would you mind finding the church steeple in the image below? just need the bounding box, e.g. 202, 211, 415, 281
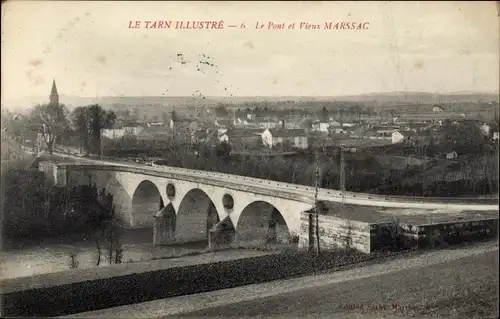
49, 79, 59, 105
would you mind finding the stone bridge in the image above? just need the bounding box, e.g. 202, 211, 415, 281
39, 157, 499, 247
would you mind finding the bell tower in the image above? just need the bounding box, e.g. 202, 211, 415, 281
49, 79, 59, 105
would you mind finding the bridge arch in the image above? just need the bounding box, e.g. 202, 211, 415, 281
131, 180, 164, 227
235, 201, 292, 246
175, 188, 221, 244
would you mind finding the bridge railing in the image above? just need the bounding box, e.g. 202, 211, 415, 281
148, 162, 498, 206
55, 152, 499, 207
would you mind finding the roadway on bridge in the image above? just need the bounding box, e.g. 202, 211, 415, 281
66, 241, 498, 318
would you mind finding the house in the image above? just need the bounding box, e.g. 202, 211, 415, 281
433, 106, 444, 112
234, 118, 249, 127
222, 129, 263, 149
247, 113, 256, 120
446, 151, 458, 160
480, 123, 491, 137
372, 125, 400, 134
257, 121, 279, 129
261, 128, 308, 149
341, 122, 355, 128
493, 131, 499, 141
312, 120, 330, 132
214, 119, 234, 129
350, 126, 367, 138
278, 119, 301, 129
392, 130, 416, 144
369, 132, 393, 141
218, 131, 229, 143
136, 126, 173, 141
170, 116, 198, 132
146, 122, 164, 127
102, 125, 144, 139
403, 122, 430, 132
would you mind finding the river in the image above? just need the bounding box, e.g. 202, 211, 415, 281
0, 228, 208, 280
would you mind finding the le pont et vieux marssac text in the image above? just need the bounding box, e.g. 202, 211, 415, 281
128, 20, 370, 30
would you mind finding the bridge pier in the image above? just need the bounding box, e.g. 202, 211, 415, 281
153, 204, 176, 246
208, 216, 235, 250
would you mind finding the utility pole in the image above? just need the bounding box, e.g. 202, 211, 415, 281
340, 144, 346, 204
100, 128, 104, 163
314, 149, 321, 254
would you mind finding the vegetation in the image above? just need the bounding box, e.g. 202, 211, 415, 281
0, 159, 119, 248
27, 103, 70, 154
71, 104, 116, 155
111, 133, 497, 197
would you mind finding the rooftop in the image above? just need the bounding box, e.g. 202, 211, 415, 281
396, 130, 417, 137
268, 128, 306, 138
226, 128, 263, 138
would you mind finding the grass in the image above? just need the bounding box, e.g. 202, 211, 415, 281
177, 242, 498, 319
343, 253, 499, 318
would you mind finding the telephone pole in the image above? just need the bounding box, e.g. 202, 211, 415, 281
314, 149, 321, 254
340, 144, 346, 204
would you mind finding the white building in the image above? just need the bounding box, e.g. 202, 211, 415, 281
102, 125, 144, 139
392, 131, 407, 144
480, 123, 491, 137
218, 132, 229, 143
312, 121, 330, 132
261, 129, 308, 149
278, 120, 301, 129
257, 121, 279, 129
446, 151, 458, 160
341, 122, 355, 128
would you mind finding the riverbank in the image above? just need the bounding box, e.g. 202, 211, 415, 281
1, 228, 208, 280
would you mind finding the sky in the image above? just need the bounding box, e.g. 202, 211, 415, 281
1, 1, 499, 106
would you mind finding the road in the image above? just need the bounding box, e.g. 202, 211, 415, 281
176, 249, 499, 319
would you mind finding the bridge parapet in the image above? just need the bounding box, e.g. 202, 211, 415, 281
53, 160, 499, 210
39, 161, 67, 187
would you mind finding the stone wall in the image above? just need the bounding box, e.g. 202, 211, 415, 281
403, 218, 499, 249
38, 161, 56, 185
298, 211, 372, 253
54, 165, 67, 187
299, 211, 499, 254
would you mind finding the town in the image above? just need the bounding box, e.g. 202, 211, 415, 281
2, 82, 499, 199
6, 80, 496, 198
1, 1, 498, 318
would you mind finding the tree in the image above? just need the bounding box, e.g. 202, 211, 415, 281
352, 104, 363, 122
215, 141, 231, 157
388, 109, 398, 122
71, 105, 116, 155
1, 110, 32, 142
28, 103, 69, 154
321, 106, 329, 121
337, 106, 346, 125
365, 107, 374, 121
215, 105, 229, 118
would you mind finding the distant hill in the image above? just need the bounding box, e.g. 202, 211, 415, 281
343, 91, 499, 105
3, 91, 498, 113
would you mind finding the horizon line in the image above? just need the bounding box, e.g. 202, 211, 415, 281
24, 90, 500, 99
